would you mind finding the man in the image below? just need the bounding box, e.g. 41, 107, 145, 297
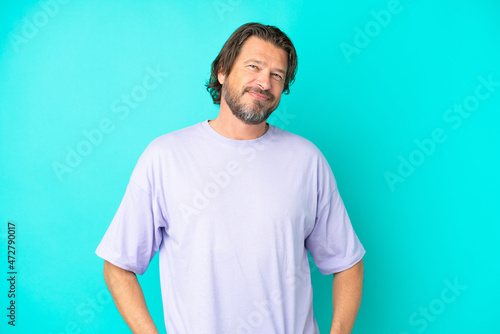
96, 22, 365, 334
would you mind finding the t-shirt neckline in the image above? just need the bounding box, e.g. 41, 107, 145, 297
200, 119, 274, 147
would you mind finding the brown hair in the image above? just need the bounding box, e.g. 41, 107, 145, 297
206, 22, 298, 105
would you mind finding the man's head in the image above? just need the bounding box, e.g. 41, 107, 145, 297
206, 23, 298, 124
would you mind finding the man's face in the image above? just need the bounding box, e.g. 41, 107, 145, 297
218, 36, 288, 125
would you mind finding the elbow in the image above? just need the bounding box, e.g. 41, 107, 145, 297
358, 258, 364, 276
355, 258, 364, 282
103, 260, 114, 285
103, 260, 134, 285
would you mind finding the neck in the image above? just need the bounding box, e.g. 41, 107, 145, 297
208, 101, 269, 140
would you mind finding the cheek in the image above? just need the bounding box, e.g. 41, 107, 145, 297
272, 87, 283, 100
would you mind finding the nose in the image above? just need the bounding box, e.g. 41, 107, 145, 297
255, 71, 272, 91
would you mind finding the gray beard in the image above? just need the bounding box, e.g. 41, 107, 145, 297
222, 84, 278, 125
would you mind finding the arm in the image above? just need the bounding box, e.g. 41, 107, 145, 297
329, 258, 364, 334
103, 260, 159, 334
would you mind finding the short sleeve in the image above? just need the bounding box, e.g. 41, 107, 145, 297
95, 145, 167, 275
305, 152, 365, 275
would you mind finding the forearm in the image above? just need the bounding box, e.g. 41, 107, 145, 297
103, 260, 159, 334
330, 258, 364, 334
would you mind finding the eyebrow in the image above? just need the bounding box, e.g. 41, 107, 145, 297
243, 59, 286, 76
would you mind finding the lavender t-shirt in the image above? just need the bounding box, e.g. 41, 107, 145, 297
95, 119, 365, 334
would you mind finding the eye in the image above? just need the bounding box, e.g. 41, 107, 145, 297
248, 64, 258, 69
272, 73, 283, 80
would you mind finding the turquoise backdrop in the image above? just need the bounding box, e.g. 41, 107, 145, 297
1, 0, 499, 333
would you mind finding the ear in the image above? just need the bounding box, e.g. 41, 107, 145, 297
217, 70, 226, 85
217, 63, 225, 85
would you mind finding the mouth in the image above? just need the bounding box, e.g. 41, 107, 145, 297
247, 91, 270, 102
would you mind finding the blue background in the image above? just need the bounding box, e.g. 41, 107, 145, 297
1, 0, 499, 333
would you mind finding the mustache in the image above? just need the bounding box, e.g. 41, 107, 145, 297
244, 87, 274, 101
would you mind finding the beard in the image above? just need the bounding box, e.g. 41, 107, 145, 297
222, 81, 280, 125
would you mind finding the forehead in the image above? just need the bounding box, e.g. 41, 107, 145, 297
236, 36, 288, 71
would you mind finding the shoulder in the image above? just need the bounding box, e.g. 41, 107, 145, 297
148, 122, 202, 150
271, 125, 325, 159
132, 121, 202, 169
136, 121, 207, 162
129, 122, 203, 185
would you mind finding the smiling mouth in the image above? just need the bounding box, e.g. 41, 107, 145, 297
247, 91, 270, 102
